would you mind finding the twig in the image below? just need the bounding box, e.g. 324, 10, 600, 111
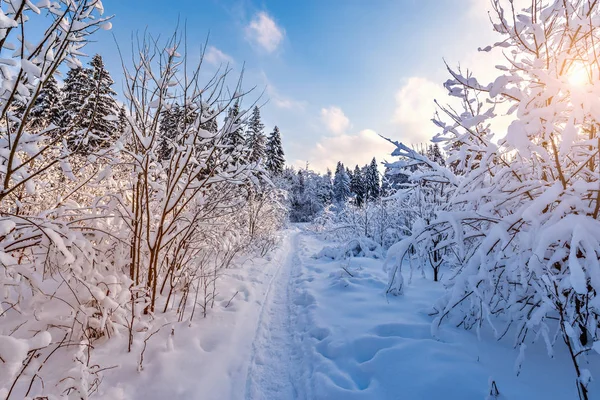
225, 291, 239, 308
138, 323, 170, 371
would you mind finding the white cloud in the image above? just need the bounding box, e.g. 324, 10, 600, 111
296, 129, 395, 173
392, 77, 447, 145
245, 12, 285, 53
321, 106, 350, 135
204, 46, 234, 66
260, 71, 306, 111
267, 84, 306, 111
273, 95, 305, 110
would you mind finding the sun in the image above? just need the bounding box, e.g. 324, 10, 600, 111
567, 64, 590, 86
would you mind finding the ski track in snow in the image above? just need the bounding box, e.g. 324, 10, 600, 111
244, 229, 305, 400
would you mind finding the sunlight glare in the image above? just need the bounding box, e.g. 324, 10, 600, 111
567, 64, 590, 86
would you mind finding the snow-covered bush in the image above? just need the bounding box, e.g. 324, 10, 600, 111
385, 1, 600, 398
280, 166, 333, 222
312, 199, 405, 252
314, 237, 383, 261
383, 143, 451, 282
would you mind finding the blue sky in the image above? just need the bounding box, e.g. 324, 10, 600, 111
88, 0, 500, 172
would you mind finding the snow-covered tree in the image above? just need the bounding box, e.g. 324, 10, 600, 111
350, 164, 365, 207
60, 66, 91, 128
365, 157, 380, 200
28, 76, 63, 130
281, 167, 331, 222
76, 54, 119, 152
333, 161, 351, 204
118, 105, 127, 135
246, 106, 266, 163
224, 100, 247, 163
266, 125, 285, 175
157, 103, 183, 160
322, 169, 334, 204
427, 144, 444, 166
385, 2, 600, 398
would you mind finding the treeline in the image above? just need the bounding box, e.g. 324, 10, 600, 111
280, 157, 382, 223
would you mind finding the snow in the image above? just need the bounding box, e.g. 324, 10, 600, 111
0, 219, 15, 236
95, 230, 300, 399
92, 228, 596, 399
0, 335, 29, 389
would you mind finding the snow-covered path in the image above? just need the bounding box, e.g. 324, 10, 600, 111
244, 230, 304, 399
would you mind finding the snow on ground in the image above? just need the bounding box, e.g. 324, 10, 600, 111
291, 232, 600, 399
95, 230, 300, 400
95, 227, 598, 399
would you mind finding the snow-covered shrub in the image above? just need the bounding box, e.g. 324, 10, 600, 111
315, 237, 383, 261
385, 1, 600, 398
312, 200, 405, 251
280, 167, 333, 222
383, 144, 452, 282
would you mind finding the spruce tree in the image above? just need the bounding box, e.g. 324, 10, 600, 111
157, 103, 182, 160
246, 106, 266, 164
29, 75, 63, 130
333, 161, 351, 204
365, 157, 380, 200
224, 101, 246, 163
60, 66, 91, 128
427, 143, 445, 166
117, 105, 127, 135
265, 125, 285, 175
319, 169, 334, 205
346, 166, 353, 183
78, 54, 119, 151
350, 164, 366, 207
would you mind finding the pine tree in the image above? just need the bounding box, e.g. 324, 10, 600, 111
117, 105, 127, 135
224, 101, 246, 163
78, 54, 119, 151
350, 164, 366, 207
158, 103, 182, 160
333, 161, 351, 204
427, 143, 445, 166
246, 106, 266, 164
60, 66, 91, 128
365, 157, 380, 200
29, 75, 63, 130
346, 166, 353, 183
265, 125, 285, 175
